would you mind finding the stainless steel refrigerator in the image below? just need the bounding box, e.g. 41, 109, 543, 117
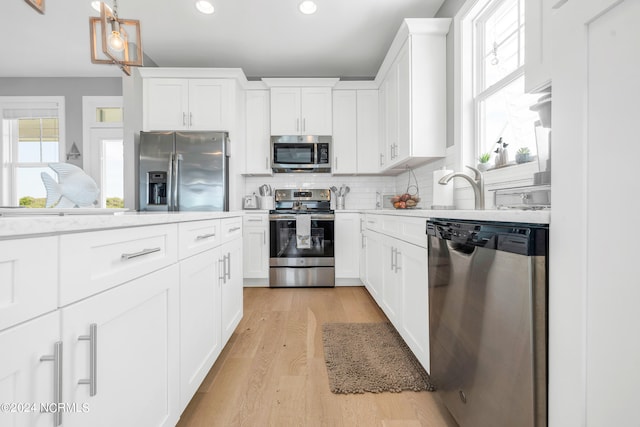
139, 131, 229, 211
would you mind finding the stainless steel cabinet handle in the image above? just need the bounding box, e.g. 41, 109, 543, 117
266, 157, 269, 170
40, 341, 63, 426
303, 118, 306, 133
247, 218, 262, 222
263, 230, 266, 245
183, 112, 187, 126
379, 153, 384, 166
189, 112, 193, 127
78, 323, 97, 397
196, 233, 216, 240
394, 249, 401, 273
121, 247, 161, 260
390, 247, 396, 271
219, 257, 226, 283
228, 226, 241, 232
296, 118, 300, 132
226, 253, 231, 281
335, 157, 338, 170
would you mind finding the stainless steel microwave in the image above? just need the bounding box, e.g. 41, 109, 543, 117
271, 135, 331, 173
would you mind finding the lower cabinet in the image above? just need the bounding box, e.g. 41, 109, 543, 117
363, 214, 430, 371
242, 214, 269, 280
0, 311, 61, 427
62, 264, 180, 427
335, 213, 361, 280
179, 248, 222, 412
221, 237, 243, 344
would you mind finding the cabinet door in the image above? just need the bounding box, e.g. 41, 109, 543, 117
179, 248, 222, 411
62, 265, 179, 427
331, 90, 357, 174
301, 87, 333, 135
242, 226, 269, 279
378, 81, 388, 169
364, 231, 384, 304
384, 66, 399, 164
524, 0, 553, 93
220, 238, 243, 344
144, 79, 189, 130
335, 213, 361, 279
356, 90, 380, 174
381, 239, 400, 323
188, 80, 230, 130
270, 88, 301, 135
398, 241, 429, 371
245, 90, 272, 174
395, 41, 412, 164
0, 312, 60, 427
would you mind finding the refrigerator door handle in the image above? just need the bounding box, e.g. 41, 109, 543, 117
174, 153, 182, 210
167, 153, 174, 211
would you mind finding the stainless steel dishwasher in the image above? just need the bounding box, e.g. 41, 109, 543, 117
426, 219, 548, 427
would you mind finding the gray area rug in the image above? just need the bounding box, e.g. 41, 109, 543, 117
321, 322, 436, 394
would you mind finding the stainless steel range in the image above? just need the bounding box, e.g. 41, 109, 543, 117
269, 189, 335, 287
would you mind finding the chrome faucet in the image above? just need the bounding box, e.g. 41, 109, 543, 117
438, 165, 485, 210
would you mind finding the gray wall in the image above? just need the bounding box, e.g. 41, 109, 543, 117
0, 77, 122, 165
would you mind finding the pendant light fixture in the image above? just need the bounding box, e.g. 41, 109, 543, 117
89, 0, 143, 75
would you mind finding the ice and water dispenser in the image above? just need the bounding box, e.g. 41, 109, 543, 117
147, 171, 167, 206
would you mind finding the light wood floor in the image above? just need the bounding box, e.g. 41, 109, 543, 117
177, 286, 458, 427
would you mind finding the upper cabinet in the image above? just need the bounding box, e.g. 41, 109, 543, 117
245, 90, 272, 175
376, 19, 451, 172
524, 0, 554, 93
269, 86, 333, 135
143, 78, 232, 131
332, 89, 380, 174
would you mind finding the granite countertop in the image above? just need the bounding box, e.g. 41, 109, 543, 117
0, 210, 245, 239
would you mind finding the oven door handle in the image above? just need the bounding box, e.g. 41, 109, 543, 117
269, 214, 335, 221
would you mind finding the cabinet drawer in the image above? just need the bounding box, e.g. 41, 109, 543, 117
243, 214, 267, 227
60, 224, 178, 306
220, 217, 242, 243
364, 214, 381, 232
0, 237, 58, 331
178, 219, 221, 260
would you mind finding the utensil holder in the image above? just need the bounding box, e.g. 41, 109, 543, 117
336, 196, 345, 210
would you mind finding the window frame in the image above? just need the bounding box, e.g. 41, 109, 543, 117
0, 96, 66, 206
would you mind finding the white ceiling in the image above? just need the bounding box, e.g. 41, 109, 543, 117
2, 0, 445, 79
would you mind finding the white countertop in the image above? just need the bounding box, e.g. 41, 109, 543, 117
0, 210, 245, 239
337, 208, 550, 224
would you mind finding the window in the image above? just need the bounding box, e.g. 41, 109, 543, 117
0, 97, 65, 207
471, 0, 538, 165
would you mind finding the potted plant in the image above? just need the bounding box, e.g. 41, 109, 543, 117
515, 147, 531, 164
477, 152, 491, 171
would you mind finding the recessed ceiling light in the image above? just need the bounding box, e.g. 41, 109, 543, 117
195, 0, 215, 15
298, 0, 317, 15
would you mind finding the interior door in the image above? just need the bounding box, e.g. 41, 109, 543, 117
89, 128, 124, 208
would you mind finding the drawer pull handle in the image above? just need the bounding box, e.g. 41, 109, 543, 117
40, 341, 63, 426
228, 226, 241, 232
121, 247, 161, 260
247, 218, 262, 222
196, 233, 216, 240
78, 323, 97, 396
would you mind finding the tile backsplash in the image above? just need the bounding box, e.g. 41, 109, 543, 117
243, 175, 397, 210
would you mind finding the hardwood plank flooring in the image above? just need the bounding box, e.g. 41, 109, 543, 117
177, 286, 458, 427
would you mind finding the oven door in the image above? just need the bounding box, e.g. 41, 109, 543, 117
269, 213, 334, 264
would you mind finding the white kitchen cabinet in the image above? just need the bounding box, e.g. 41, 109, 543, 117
178, 219, 221, 259
0, 237, 57, 332
331, 90, 358, 174
270, 87, 332, 135
377, 20, 449, 171
356, 90, 380, 174
245, 90, 272, 175
220, 237, 243, 344
179, 248, 222, 412
243, 214, 269, 280
332, 90, 380, 174
377, 81, 388, 169
551, 1, 640, 425
524, 0, 553, 93
143, 78, 231, 131
359, 215, 367, 286
335, 213, 361, 280
62, 264, 180, 427
0, 311, 61, 427
364, 213, 430, 371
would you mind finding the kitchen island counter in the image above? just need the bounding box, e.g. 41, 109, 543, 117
0, 210, 245, 239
